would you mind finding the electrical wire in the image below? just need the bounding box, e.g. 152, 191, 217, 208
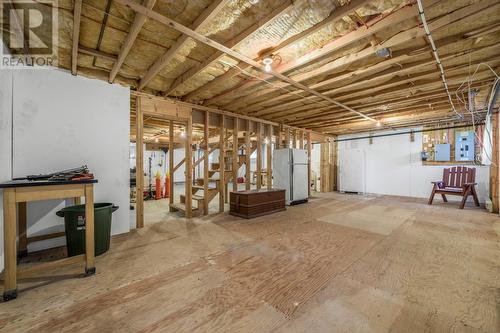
416, 0, 461, 120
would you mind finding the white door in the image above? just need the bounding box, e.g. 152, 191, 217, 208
339, 148, 365, 193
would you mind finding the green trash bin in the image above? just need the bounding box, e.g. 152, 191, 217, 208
56, 203, 119, 257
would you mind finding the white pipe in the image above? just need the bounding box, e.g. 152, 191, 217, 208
417, 0, 461, 119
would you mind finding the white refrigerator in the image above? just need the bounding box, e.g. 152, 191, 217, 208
273, 148, 309, 205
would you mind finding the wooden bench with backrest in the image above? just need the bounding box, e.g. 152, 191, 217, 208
428, 166, 480, 209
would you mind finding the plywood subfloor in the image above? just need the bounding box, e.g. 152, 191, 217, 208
1, 192, 499, 333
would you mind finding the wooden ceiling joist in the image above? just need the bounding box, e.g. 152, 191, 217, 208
164, 0, 294, 96
138, 0, 229, 91
116, 0, 378, 123
222, 0, 496, 113
71, 0, 83, 75
198, 0, 378, 106
109, 0, 157, 83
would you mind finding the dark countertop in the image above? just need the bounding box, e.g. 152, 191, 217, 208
0, 179, 98, 189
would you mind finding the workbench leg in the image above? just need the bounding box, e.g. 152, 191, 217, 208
17, 202, 28, 258
84, 185, 95, 276
3, 189, 18, 301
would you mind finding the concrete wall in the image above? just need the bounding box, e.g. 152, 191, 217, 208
0, 68, 130, 271
338, 128, 490, 202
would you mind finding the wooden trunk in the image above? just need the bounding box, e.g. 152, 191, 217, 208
230, 189, 286, 219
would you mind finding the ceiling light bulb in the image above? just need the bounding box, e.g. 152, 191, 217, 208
155, 138, 159, 143
249, 0, 259, 4
264, 63, 271, 72
376, 121, 382, 127
264, 137, 269, 144
180, 132, 186, 138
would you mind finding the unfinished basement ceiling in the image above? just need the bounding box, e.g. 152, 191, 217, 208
53, 0, 500, 134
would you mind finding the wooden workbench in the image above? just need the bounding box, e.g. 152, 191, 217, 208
0, 179, 98, 301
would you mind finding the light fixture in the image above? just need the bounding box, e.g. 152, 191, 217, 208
154, 138, 159, 143
376, 121, 382, 127
264, 137, 269, 144
263, 56, 273, 72
249, 0, 259, 4
180, 131, 186, 138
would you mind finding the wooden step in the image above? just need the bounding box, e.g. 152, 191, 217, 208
170, 203, 199, 213
180, 194, 204, 202
192, 185, 217, 191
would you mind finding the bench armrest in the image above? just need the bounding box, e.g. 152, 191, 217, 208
431, 181, 445, 189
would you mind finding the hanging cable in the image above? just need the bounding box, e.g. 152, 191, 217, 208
416, 0, 461, 120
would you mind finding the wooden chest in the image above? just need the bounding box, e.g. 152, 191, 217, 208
229, 189, 286, 219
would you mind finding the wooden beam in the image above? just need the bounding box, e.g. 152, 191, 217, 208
169, 120, 174, 212
490, 112, 499, 213
169, 0, 293, 96
78, 46, 117, 62
138, 0, 228, 90
233, 118, 238, 192
135, 97, 144, 228
267, 124, 273, 190
173, 158, 186, 173
245, 120, 251, 190
284, 128, 290, 148
307, 132, 312, 197
203, 111, 209, 215
200, 0, 372, 105
116, 0, 375, 122
219, 115, 225, 212
110, 0, 157, 83
185, 115, 193, 218
256, 123, 262, 189
71, 0, 83, 75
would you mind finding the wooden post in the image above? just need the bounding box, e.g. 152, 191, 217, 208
84, 184, 95, 274
185, 115, 193, 218
329, 138, 337, 192
219, 115, 225, 212
18, 202, 27, 257
203, 111, 209, 215
256, 122, 262, 189
233, 117, 238, 192
245, 120, 251, 190
267, 124, 273, 190
3, 189, 17, 299
320, 140, 329, 192
135, 97, 144, 228
307, 132, 312, 197
169, 120, 174, 212
299, 131, 304, 149
285, 128, 290, 148
490, 113, 499, 213
293, 129, 298, 149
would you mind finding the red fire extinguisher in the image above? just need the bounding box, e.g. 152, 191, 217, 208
164, 172, 170, 198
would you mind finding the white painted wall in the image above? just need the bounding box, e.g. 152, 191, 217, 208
0, 68, 130, 271
338, 128, 490, 202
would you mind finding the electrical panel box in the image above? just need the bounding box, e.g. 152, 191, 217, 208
434, 143, 451, 162
455, 131, 475, 161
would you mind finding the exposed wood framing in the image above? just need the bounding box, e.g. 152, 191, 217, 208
169, 121, 174, 212
109, 0, 157, 83
203, 111, 209, 215
329, 138, 337, 192
307, 132, 312, 197
233, 118, 238, 192
320, 140, 329, 193
256, 122, 262, 189
201, 0, 372, 105
138, 0, 229, 90
135, 97, 144, 228
245, 120, 251, 190
219, 115, 225, 212
185, 116, 193, 218
172, 1, 294, 97
490, 112, 499, 213
285, 128, 290, 148
71, 0, 83, 75
267, 124, 273, 190
116, 0, 374, 122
